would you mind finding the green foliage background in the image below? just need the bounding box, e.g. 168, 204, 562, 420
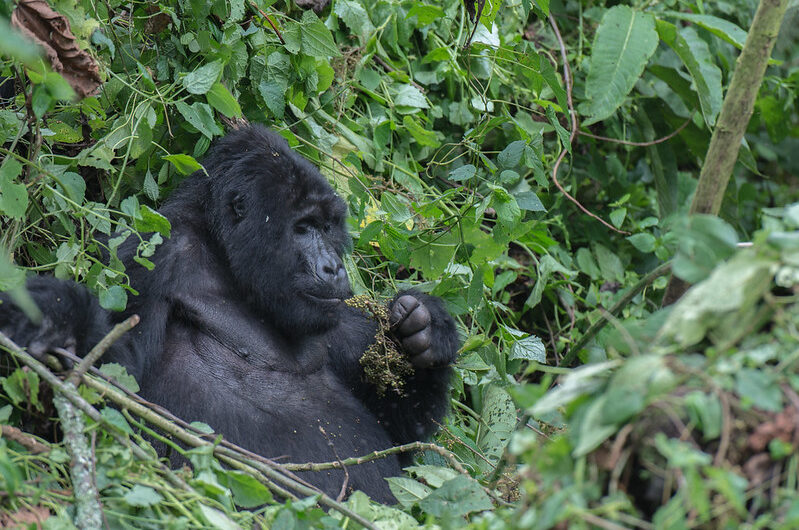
1, 0, 798, 527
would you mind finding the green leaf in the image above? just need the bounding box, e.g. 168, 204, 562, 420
57, 172, 86, 204
509, 335, 546, 362
402, 115, 440, 147
394, 84, 429, 110
672, 215, 738, 283
610, 207, 626, 228
0, 18, 42, 65
477, 385, 517, 461
101, 407, 133, 434
258, 80, 286, 119
515, 191, 546, 212
406, 466, 459, 488
206, 82, 242, 118
592, 243, 624, 282
99, 285, 128, 312
299, 10, 341, 58
406, 4, 444, 26
491, 189, 521, 228
0, 159, 27, 219
545, 106, 570, 152
124, 485, 163, 507
658, 253, 774, 347
582, 6, 658, 125
627, 233, 656, 253
572, 396, 618, 456
657, 21, 722, 127
409, 232, 458, 278
498, 140, 525, 168
182, 61, 224, 95
163, 154, 203, 175
665, 12, 748, 50
448, 164, 477, 182
386, 477, 432, 507
99, 363, 140, 393
419, 475, 493, 517
135, 205, 172, 237
175, 101, 223, 139
227, 471, 273, 508
735, 369, 783, 412
334, 0, 375, 35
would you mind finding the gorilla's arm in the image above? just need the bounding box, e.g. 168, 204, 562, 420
0, 276, 138, 373
327, 290, 459, 445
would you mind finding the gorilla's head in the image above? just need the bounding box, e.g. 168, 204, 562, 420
204, 126, 352, 336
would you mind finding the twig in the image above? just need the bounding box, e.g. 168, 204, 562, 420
76, 373, 379, 529
372, 55, 426, 93
0, 425, 50, 454
319, 426, 350, 502
0, 331, 191, 492
578, 113, 694, 146
548, 14, 627, 235
713, 390, 732, 467
283, 440, 469, 476
67, 315, 139, 385
562, 261, 672, 366
248, 1, 284, 44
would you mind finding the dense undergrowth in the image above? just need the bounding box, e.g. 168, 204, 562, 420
1, 0, 798, 527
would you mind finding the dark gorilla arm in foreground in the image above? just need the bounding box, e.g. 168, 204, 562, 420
0, 125, 459, 503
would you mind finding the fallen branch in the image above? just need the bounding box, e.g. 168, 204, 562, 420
282, 440, 469, 476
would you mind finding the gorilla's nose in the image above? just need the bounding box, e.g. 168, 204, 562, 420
319, 259, 348, 291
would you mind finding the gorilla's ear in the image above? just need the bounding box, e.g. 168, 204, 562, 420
230, 193, 246, 220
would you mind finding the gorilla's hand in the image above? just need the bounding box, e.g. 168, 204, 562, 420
0, 277, 109, 366
389, 294, 445, 368
0, 303, 76, 361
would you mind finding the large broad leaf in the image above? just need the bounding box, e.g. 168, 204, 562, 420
476, 385, 517, 462
418, 476, 493, 518
581, 6, 658, 125
657, 21, 723, 127
665, 12, 748, 49
182, 61, 223, 95
657, 252, 774, 347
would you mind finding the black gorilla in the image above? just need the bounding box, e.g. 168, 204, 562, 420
0, 125, 459, 502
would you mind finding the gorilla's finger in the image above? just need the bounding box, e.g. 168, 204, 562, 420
389, 295, 421, 327
402, 328, 432, 355
397, 303, 431, 336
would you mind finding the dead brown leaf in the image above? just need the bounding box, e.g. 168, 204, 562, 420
747, 406, 799, 452
11, 0, 102, 98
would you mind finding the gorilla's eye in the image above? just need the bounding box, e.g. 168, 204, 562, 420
294, 222, 309, 235
323, 222, 331, 232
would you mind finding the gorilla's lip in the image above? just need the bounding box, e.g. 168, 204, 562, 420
303, 292, 343, 304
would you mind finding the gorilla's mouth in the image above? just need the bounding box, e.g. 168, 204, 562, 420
303, 292, 343, 305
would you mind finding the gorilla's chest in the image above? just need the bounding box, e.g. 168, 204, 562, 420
146, 324, 392, 461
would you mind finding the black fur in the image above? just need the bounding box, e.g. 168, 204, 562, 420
0, 125, 459, 503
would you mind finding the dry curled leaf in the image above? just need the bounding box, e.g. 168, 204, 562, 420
11, 0, 102, 98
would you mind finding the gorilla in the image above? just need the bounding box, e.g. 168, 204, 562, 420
0, 125, 459, 503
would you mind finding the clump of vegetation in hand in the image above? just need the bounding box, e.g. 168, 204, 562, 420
345, 295, 414, 396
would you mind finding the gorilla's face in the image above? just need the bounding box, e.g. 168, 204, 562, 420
208, 132, 352, 337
